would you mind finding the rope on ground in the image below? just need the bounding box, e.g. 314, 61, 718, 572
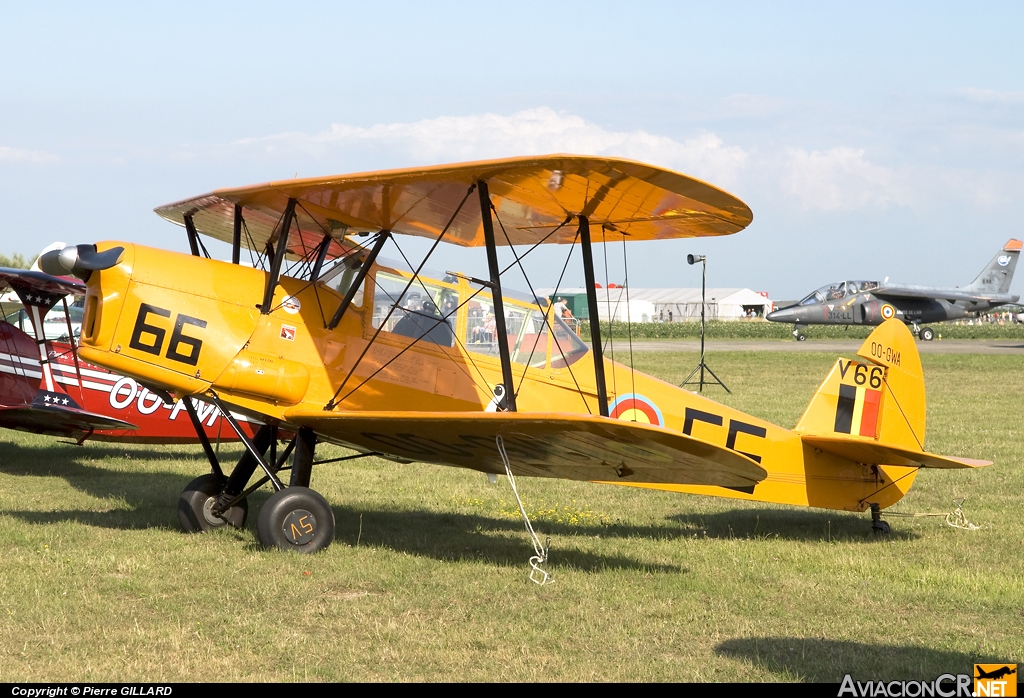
496, 435, 553, 586
883, 497, 981, 530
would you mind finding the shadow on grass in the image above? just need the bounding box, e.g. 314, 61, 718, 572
668, 508, 920, 543
284, 504, 685, 574
0, 439, 231, 529
715, 636, 989, 682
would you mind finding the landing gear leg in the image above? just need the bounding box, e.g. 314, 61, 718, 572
793, 325, 807, 341
176, 423, 275, 534
870, 503, 891, 535
258, 427, 335, 553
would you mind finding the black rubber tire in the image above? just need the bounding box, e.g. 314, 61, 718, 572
872, 520, 891, 536
177, 474, 248, 533
257, 487, 335, 553
919, 327, 935, 341
796, 334, 807, 342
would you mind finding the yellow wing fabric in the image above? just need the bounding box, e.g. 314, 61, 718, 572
154, 155, 753, 253
287, 410, 767, 488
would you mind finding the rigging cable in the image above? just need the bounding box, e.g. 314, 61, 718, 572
325, 184, 477, 409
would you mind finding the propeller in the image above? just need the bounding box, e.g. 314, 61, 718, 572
38, 244, 125, 281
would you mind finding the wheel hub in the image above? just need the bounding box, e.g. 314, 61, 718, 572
201, 496, 225, 526
282, 509, 317, 546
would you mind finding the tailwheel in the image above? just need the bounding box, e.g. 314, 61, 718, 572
177, 474, 248, 532
869, 503, 890, 536
257, 487, 335, 553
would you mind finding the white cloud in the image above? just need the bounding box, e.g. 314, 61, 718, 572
781, 147, 905, 211
235, 107, 749, 188
0, 145, 58, 164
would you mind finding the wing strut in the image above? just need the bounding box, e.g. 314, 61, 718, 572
327, 232, 389, 330
478, 180, 517, 411
578, 216, 609, 416
261, 198, 297, 314
231, 204, 243, 265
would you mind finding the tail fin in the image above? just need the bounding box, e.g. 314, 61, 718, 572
795, 319, 990, 469
796, 319, 924, 449
965, 238, 1021, 295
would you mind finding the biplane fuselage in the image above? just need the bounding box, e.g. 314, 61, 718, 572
77, 241, 924, 513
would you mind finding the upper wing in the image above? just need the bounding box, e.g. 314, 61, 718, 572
0, 268, 85, 297
800, 434, 991, 469
287, 410, 767, 488
154, 155, 753, 253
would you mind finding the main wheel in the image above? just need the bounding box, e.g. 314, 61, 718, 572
919, 327, 935, 341
177, 474, 248, 532
257, 487, 335, 553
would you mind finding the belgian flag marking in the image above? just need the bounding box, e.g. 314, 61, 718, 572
834, 383, 883, 437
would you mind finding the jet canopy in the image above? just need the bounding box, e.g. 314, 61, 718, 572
798, 280, 879, 306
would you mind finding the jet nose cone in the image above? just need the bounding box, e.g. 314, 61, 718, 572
766, 307, 796, 322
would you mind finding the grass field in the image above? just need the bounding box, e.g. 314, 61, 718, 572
0, 351, 1021, 682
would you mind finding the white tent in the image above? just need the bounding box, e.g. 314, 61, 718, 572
536, 287, 774, 322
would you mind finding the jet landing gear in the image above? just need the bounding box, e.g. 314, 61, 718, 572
793, 325, 807, 341
910, 322, 935, 341
869, 503, 891, 535
176, 398, 336, 554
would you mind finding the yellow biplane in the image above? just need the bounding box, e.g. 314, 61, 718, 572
40, 155, 990, 554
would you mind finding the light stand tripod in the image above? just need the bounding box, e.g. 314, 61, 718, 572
679, 253, 730, 393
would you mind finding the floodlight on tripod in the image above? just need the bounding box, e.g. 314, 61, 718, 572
679, 253, 729, 393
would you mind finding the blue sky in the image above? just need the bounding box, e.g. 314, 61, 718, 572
2, 2, 1022, 299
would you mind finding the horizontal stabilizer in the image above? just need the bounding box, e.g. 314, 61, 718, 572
801, 434, 991, 469
288, 410, 767, 488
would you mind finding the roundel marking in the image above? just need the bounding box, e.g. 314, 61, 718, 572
881, 304, 896, 320
608, 393, 664, 427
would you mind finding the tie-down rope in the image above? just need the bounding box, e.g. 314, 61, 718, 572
883, 497, 981, 530
495, 435, 553, 585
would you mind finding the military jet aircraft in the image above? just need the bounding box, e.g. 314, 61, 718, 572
767, 239, 1021, 340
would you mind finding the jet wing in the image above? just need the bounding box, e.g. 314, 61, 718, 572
801, 434, 991, 469
287, 410, 767, 488
871, 286, 1009, 303
153, 155, 753, 254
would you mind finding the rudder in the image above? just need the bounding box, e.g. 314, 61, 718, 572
795, 319, 925, 452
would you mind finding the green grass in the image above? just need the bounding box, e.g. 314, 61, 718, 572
578, 319, 1024, 340
1, 352, 1021, 682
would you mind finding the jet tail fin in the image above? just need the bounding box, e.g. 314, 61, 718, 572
965, 238, 1021, 295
